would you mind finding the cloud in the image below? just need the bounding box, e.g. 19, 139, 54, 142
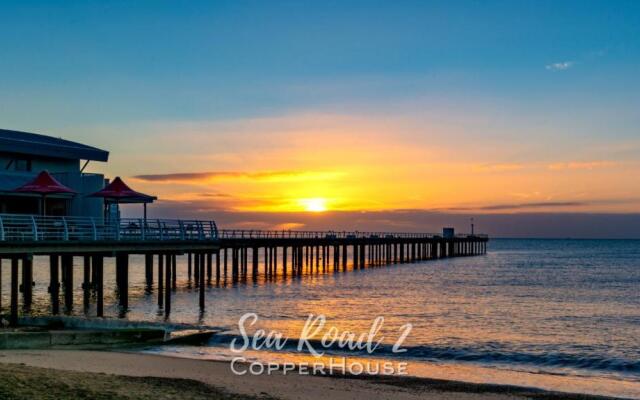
442, 197, 640, 212
133, 170, 341, 184
471, 163, 525, 173
444, 201, 585, 212
545, 61, 574, 71
474, 201, 583, 211
196, 192, 233, 198
547, 161, 618, 170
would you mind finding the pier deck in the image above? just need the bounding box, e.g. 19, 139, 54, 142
0, 214, 488, 326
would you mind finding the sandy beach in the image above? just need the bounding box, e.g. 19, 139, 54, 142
0, 350, 624, 400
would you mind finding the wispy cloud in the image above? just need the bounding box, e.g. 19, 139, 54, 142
471, 163, 525, 173
545, 61, 574, 71
442, 197, 640, 212
133, 170, 341, 184
547, 161, 618, 170
444, 201, 585, 212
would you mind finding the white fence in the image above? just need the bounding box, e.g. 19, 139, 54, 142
0, 214, 218, 242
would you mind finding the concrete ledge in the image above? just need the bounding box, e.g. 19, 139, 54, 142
0, 332, 51, 349
18, 316, 222, 333
0, 329, 166, 350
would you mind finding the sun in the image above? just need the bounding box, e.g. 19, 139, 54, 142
299, 198, 328, 212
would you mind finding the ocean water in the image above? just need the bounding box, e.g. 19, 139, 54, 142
2, 239, 640, 397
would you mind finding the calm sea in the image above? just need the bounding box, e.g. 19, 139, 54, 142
2, 239, 640, 397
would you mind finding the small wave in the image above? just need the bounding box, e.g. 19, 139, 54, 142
207, 333, 640, 375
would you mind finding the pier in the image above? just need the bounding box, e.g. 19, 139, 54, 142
0, 213, 487, 325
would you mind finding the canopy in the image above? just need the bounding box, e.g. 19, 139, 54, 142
89, 176, 156, 204
14, 170, 76, 195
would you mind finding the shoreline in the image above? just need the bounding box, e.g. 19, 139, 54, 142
139, 343, 640, 399
0, 349, 633, 400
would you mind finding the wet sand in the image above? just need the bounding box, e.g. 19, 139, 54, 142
0, 350, 626, 400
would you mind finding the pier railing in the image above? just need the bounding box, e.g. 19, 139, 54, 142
0, 214, 218, 242
217, 229, 486, 239
0, 213, 486, 243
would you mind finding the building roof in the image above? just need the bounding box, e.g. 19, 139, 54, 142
0, 129, 109, 162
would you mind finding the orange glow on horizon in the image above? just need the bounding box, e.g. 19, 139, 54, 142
105, 113, 640, 216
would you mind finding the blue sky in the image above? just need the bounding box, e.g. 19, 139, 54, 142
1, 1, 639, 236
2, 0, 638, 125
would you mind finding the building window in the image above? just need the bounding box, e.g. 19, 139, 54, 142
14, 159, 32, 172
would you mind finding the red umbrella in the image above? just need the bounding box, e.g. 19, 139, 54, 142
89, 177, 156, 220
14, 170, 76, 215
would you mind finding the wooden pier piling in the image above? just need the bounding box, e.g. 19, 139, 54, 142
145, 254, 153, 290
21, 257, 33, 312
116, 253, 129, 312
61, 255, 73, 313
199, 253, 205, 311
49, 254, 60, 315
165, 254, 171, 317
83, 255, 91, 312
92, 255, 104, 317
157, 254, 164, 308
10, 258, 19, 326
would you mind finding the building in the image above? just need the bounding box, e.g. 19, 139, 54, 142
0, 128, 109, 218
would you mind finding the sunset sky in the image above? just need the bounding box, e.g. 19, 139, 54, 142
1, 1, 639, 237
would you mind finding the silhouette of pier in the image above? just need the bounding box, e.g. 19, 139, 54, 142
0, 214, 488, 325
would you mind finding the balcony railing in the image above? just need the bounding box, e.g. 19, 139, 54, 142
0, 214, 218, 242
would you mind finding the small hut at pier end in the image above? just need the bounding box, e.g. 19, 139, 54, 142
89, 176, 156, 221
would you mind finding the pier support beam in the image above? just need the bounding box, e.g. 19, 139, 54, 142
216, 251, 221, 285
194, 251, 201, 285
10, 258, 19, 326
116, 253, 129, 313
158, 254, 164, 308
83, 255, 91, 312
165, 254, 172, 317
223, 248, 228, 281
61, 255, 74, 314
199, 253, 205, 312
145, 254, 153, 290
353, 245, 359, 269
282, 247, 287, 277
252, 247, 259, 279
92, 255, 104, 317
187, 253, 193, 282
232, 248, 239, 283
342, 245, 348, 269
273, 247, 278, 276
172, 254, 177, 289
21, 257, 33, 312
